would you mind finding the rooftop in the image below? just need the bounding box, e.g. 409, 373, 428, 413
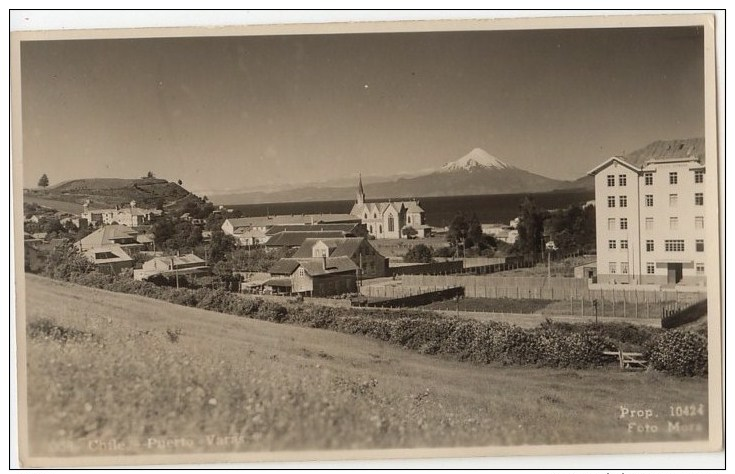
624, 138, 705, 168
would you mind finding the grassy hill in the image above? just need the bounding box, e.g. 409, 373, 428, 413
23, 275, 708, 460
24, 177, 194, 213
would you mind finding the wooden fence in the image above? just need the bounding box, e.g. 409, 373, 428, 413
400, 274, 706, 303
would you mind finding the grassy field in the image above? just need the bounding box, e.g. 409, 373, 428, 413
23, 275, 709, 458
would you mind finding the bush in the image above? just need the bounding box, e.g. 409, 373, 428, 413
404, 244, 434, 263
255, 301, 288, 323
433, 246, 455, 258
646, 330, 708, 377
42, 256, 697, 375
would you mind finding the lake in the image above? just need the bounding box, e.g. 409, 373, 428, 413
228, 189, 594, 228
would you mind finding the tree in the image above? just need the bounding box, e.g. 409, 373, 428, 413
177, 179, 183, 185
146, 171, 155, 178
543, 204, 596, 255
207, 231, 236, 264
151, 217, 176, 248
512, 197, 548, 259
467, 213, 483, 248
404, 244, 434, 263
37, 174, 49, 188
402, 226, 418, 239
446, 213, 469, 249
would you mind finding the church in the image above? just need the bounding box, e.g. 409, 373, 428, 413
349, 176, 430, 239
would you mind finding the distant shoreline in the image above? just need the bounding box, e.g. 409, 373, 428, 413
226, 189, 595, 228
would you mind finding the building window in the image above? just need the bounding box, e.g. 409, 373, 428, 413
373, 213, 377, 219
645, 217, 654, 230
647, 262, 655, 274
669, 194, 678, 207
644, 172, 653, 185
364, 213, 367, 219
645, 195, 654, 207
620, 240, 628, 249
619, 195, 627, 207
607, 218, 615, 231
696, 239, 704, 252
618, 174, 627, 186
608, 240, 616, 250
695, 216, 704, 229
388, 216, 394, 232
696, 263, 705, 275
664, 240, 685, 252
669, 217, 678, 230
646, 240, 654, 252
607, 196, 616, 207
609, 262, 616, 274
669, 172, 678, 184
694, 170, 704, 184
695, 193, 704, 206
379, 225, 383, 234
607, 174, 615, 186
407, 216, 411, 224
620, 218, 628, 230
621, 262, 629, 274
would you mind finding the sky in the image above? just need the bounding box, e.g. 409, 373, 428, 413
19, 26, 705, 194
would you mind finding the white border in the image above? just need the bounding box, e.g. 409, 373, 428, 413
6, 9, 727, 471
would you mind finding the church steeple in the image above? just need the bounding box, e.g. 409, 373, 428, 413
356, 173, 365, 205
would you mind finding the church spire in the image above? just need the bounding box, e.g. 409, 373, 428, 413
356, 173, 365, 205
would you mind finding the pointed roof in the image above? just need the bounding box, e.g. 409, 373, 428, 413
358, 173, 365, 197
588, 138, 706, 176
292, 237, 369, 259
265, 231, 348, 248
77, 225, 139, 250
587, 156, 642, 176
83, 244, 133, 264
267, 256, 358, 276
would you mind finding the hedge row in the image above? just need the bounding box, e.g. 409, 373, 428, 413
62, 271, 707, 376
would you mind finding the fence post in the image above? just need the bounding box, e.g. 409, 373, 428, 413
612, 287, 616, 318
570, 296, 573, 315
601, 297, 605, 318
581, 297, 584, 317
635, 290, 639, 319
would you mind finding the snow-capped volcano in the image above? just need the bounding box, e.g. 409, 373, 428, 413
439, 148, 514, 172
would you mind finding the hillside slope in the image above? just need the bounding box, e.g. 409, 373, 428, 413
24, 177, 193, 212
23, 275, 708, 459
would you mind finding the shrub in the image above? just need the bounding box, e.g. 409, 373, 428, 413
404, 244, 434, 263
646, 330, 708, 377
166, 327, 182, 343
255, 301, 288, 323
28, 318, 95, 343
41, 256, 697, 375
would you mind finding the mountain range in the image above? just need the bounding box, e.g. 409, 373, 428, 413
210, 148, 594, 205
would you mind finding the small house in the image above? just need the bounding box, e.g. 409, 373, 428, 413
83, 244, 134, 274
267, 256, 358, 297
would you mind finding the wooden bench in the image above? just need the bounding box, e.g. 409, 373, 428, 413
603, 350, 648, 370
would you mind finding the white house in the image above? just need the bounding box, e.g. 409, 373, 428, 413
588, 138, 706, 286
81, 200, 160, 227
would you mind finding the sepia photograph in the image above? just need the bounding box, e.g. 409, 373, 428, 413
10, 11, 723, 467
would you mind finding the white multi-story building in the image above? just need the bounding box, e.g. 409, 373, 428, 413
588, 138, 706, 286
